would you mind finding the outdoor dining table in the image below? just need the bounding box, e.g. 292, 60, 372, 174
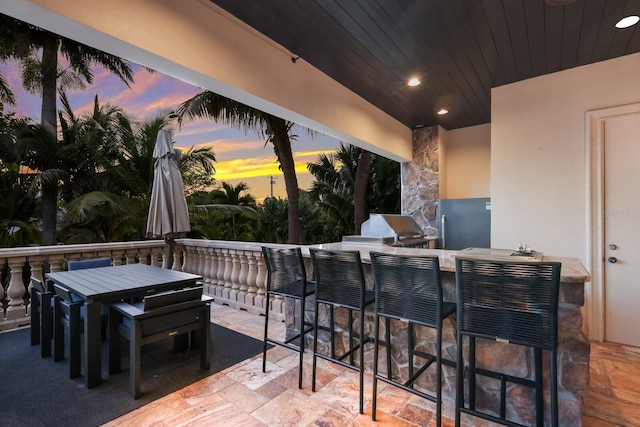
45, 263, 203, 388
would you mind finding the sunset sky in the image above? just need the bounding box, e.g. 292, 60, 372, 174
0, 60, 342, 201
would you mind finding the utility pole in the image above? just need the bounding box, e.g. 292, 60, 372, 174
269, 176, 277, 198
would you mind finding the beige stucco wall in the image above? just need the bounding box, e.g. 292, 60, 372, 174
441, 124, 491, 199
491, 52, 640, 262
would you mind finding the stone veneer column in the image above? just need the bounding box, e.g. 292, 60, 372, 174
401, 125, 440, 237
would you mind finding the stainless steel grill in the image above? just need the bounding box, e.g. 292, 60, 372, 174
342, 214, 436, 248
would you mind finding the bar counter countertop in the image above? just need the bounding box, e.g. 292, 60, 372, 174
304, 242, 590, 283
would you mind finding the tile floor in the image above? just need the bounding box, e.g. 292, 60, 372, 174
103, 303, 639, 427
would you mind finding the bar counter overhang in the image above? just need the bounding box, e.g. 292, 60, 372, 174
292, 243, 590, 426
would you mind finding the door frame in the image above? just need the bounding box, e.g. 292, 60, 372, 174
586, 102, 640, 342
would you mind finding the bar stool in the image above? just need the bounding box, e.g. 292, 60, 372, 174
369, 252, 456, 427
454, 257, 561, 427
309, 248, 375, 414
261, 246, 315, 389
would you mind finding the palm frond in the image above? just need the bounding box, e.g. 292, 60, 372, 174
192, 204, 259, 218
65, 191, 139, 220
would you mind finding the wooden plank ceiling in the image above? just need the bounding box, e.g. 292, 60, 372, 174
210, 0, 640, 130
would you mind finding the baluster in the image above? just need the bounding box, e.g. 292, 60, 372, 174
28, 255, 45, 283
162, 245, 170, 269
188, 245, 199, 276
193, 245, 202, 274
150, 246, 163, 267
184, 244, 197, 274
151, 246, 162, 265
6, 256, 27, 319
138, 248, 151, 265
245, 251, 258, 306
115, 251, 127, 266
124, 248, 138, 264
198, 246, 211, 289
215, 248, 226, 299
172, 242, 183, 271
208, 247, 218, 288
229, 250, 241, 303
222, 249, 233, 299
236, 251, 248, 305
48, 254, 66, 273
205, 247, 217, 296
199, 246, 207, 278
27, 255, 46, 316
254, 251, 267, 310
201, 246, 211, 287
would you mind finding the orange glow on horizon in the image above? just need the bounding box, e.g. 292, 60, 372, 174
213, 147, 335, 182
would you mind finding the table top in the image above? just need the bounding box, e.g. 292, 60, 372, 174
46, 263, 202, 302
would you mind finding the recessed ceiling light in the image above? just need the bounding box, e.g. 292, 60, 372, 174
437, 108, 449, 115
616, 15, 640, 29
407, 77, 421, 87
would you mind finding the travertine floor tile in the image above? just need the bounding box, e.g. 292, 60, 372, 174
251, 388, 329, 426
227, 358, 288, 391
311, 370, 373, 418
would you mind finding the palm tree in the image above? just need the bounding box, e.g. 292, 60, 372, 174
14, 118, 65, 242
307, 147, 357, 236
258, 196, 288, 243
62, 114, 216, 242
55, 95, 140, 242
308, 143, 401, 235
0, 17, 20, 107
0, 14, 135, 245
353, 150, 372, 234
189, 181, 259, 242
369, 156, 401, 214
0, 73, 15, 106
212, 182, 257, 207
0, 106, 37, 246
175, 91, 304, 244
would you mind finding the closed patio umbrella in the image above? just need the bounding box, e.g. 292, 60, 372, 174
146, 129, 190, 266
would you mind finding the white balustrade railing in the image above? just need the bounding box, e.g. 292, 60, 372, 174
0, 239, 299, 332
176, 239, 300, 320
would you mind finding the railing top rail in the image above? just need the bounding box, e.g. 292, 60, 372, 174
0, 240, 167, 258
177, 239, 302, 251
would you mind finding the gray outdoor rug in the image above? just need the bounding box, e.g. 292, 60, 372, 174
0, 323, 267, 426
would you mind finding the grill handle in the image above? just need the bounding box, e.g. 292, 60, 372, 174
441, 214, 446, 249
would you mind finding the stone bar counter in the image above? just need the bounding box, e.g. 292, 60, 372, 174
290, 243, 590, 426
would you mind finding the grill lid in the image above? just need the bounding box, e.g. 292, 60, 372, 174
361, 214, 424, 243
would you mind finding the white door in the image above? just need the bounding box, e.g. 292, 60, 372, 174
604, 113, 640, 347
